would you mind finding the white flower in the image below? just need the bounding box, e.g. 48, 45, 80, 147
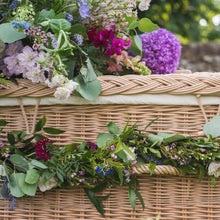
64, 80, 79, 92
0, 165, 6, 177
208, 161, 220, 178
54, 87, 71, 100
38, 177, 58, 192
48, 75, 68, 88
138, 0, 151, 11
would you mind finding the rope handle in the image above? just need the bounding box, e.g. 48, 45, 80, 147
196, 95, 220, 136
17, 98, 41, 134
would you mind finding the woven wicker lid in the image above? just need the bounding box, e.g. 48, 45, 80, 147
1, 71, 220, 97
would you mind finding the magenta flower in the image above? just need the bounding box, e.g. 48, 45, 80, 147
123, 37, 132, 49
94, 29, 114, 48
106, 38, 124, 56
35, 139, 52, 160
87, 141, 97, 151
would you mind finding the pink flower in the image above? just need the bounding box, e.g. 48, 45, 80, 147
35, 139, 52, 160
123, 37, 132, 49
87, 141, 97, 151
106, 38, 124, 56
94, 29, 115, 47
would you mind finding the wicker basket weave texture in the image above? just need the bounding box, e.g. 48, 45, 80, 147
0, 72, 220, 219
0, 175, 220, 220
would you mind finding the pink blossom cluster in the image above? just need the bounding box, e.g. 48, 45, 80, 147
24, 26, 54, 51
87, 27, 132, 56
1, 41, 49, 83
89, 0, 137, 29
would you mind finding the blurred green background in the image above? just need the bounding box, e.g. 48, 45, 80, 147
138, 0, 220, 43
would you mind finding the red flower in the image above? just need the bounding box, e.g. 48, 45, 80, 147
35, 139, 52, 160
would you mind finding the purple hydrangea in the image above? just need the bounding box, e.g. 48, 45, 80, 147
140, 28, 181, 74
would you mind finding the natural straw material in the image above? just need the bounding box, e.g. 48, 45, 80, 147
0, 72, 220, 219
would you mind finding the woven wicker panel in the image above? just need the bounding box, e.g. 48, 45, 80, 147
1, 73, 220, 98
0, 175, 220, 220
0, 104, 219, 145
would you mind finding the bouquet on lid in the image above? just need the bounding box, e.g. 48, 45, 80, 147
0, 0, 181, 100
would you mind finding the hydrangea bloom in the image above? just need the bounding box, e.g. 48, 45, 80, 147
35, 139, 52, 160
208, 161, 220, 178
140, 28, 181, 74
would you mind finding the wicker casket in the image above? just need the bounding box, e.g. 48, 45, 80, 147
0, 71, 220, 220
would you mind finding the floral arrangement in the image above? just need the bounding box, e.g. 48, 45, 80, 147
0, 0, 181, 101
0, 115, 219, 216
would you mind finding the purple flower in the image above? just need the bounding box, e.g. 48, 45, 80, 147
77, 0, 90, 19
87, 141, 97, 151
9, 0, 19, 11
74, 34, 84, 45
2, 12, 7, 19
165, 146, 170, 152
201, 148, 206, 153
66, 13, 73, 22
0, 142, 4, 147
52, 38, 58, 49
140, 28, 181, 74
110, 145, 116, 151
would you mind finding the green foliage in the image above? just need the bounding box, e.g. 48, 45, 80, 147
203, 116, 220, 138
139, 0, 220, 42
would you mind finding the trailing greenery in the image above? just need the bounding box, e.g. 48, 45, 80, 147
0, 115, 220, 215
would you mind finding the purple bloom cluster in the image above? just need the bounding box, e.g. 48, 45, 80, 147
2, 181, 17, 210
66, 13, 73, 22
9, 0, 20, 11
140, 28, 181, 74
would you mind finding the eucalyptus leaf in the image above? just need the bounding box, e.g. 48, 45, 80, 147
106, 121, 121, 136
18, 173, 38, 196
0, 184, 11, 199
75, 74, 101, 101
10, 154, 28, 172
86, 58, 97, 82
25, 169, 40, 184
8, 173, 25, 198
148, 134, 163, 146
0, 23, 26, 43
163, 134, 187, 145
96, 133, 115, 148
203, 116, 220, 138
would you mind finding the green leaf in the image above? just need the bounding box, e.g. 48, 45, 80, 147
30, 159, 48, 169
144, 118, 158, 130
18, 173, 38, 196
37, 9, 55, 23
148, 134, 163, 146
116, 150, 128, 162
8, 173, 25, 197
149, 148, 161, 158
203, 116, 220, 138
3, 162, 9, 182
210, 176, 216, 188
114, 167, 123, 185
78, 142, 87, 152
149, 163, 157, 176
70, 24, 87, 37
138, 18, 159, 33
96, 133, 115, 148
199, 165, 205, 183
162, 134, 187, 145
0, 23, 26, 43
0, 120, 8, 126
122, 143, 136, 160
7, 133, 15, 145
0, 184, 11, 199
128, 187, 136, 210
134, 35, 142, 52
25, 169, 40, 184
91, 182, 107, 193
134, 190, 145, 210
106, 121, 121, 136
129, 21, 139, 29
43, 127, 65, 134
84, 188, 104, 216
10, 154, 29, 172
34, 115, 46, 133
86, 58, 97, 82
75, 74, 101, 101
49, 19, 71, 32
96, 195, 110, 201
